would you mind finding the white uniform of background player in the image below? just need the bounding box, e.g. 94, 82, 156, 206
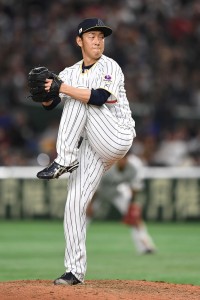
39, 19, 136, 284
87, 154, 156, 254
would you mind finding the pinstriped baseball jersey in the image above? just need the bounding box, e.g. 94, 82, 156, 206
59, 54, 135, 129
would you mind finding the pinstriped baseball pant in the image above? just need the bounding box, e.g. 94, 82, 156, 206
56, 99, 135, 282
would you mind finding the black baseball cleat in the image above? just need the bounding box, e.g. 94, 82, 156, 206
54, 272, 81, 286
37, 161, 79, 180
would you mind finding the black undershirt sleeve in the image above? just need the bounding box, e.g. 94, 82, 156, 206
88, 88, 111, 106
42, 88, 111, 110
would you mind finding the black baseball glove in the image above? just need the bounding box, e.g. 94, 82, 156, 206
28, 66, 63, 103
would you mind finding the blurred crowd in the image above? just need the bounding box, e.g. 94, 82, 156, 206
0, 0, 200, 167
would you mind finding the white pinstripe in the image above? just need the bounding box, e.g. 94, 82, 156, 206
57, 54, 136, 282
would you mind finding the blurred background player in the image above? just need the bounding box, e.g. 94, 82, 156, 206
86, 152, 156, 254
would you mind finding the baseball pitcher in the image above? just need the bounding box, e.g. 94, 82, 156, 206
28, 18, 136, 285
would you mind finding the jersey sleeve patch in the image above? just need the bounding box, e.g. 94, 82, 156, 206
99, 73, 119, 100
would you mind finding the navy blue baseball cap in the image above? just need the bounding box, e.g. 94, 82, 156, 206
77, 18, 112, 37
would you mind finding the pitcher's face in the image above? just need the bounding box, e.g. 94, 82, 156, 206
77, 31, 105, 63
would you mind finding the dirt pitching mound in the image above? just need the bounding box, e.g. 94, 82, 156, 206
0, 280, 200, 300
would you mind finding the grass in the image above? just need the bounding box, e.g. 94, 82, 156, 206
0, 220, 200, 285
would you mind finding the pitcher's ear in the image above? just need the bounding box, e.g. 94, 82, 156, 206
76, 36, 82, 47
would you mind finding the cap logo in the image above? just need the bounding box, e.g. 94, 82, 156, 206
79, 28, 82, 34
97, 19, 104, 26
